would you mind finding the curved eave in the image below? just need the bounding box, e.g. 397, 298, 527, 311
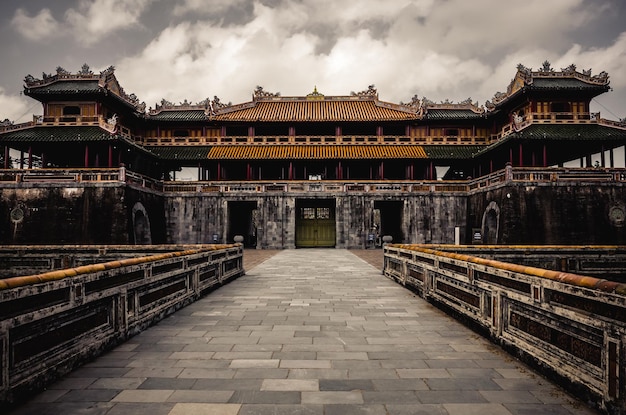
25, 81, 142, 113
0, 125, 155, 157
473, 124, 626, 157
492, 80, 609, 111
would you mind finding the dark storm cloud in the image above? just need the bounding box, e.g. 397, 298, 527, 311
1, 0, 625, 122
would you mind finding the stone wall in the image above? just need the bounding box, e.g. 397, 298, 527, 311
3, 166, 625, 248
468, 177, 626, 245
163, 191, 467, 248
0, 184, 128, 244
0, 182, 167, 245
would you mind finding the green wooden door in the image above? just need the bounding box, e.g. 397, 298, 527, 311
296, 204, 336, 247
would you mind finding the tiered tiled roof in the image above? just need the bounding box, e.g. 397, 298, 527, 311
486, 62, 610, 110
206, 145, 428, 160
24, 64, 146, 112
212, 97, 418, 122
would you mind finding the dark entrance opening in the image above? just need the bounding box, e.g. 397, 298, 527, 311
295, 199, 336, 248
227, 201, 257, 247
374, 200, 403, 244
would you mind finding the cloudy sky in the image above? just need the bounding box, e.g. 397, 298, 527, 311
1, 0, 626, 123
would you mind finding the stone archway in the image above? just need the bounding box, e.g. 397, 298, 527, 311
132, 202, 152, 245
481, 201, 500, 244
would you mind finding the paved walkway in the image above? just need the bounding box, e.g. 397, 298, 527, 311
9, 249, 598, 415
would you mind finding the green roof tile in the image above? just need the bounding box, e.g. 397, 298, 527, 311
147, 146, 213, 160
423, 145, 486, 159
25, 80, 101, 94
426, 109, 483, 120
475, 123, 626, 156
148, 110, 207, 122
513, 123, 626, 140
0, 126, 115, 142
531, 78, 609, 91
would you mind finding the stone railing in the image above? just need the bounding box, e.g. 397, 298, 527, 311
0, 244, 243, 406
417, 244, 626, 282
468, 165, 626, 191
383, 244, 626, 414
0, 167, 163, 191
0, 168, 121, 184
161, 180, 470, 194
2, 166, 625, 195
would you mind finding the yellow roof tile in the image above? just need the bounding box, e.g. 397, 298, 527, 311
207, 145, 427, 159
212, 99, 417, 122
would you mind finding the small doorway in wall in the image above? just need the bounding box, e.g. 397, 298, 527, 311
295, 199, 336, 248
374, 200, 403, 244
227, 201, 257, 247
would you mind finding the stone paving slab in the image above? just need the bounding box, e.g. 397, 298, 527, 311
8, 249, 599, 415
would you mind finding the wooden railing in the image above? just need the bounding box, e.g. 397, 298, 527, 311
0, 244, 243, 406
384, 244, 626, 414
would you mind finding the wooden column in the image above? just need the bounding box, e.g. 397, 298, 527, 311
28, 146, 32, 169
518, 143, 523, 167
217, 162, 221, 180
84, 145, 89, 168
108, 144, 113, 167
289, 161, 293, 180
543, 144, 547, 167
4, 146, 9, 169
601, 145, 606, 167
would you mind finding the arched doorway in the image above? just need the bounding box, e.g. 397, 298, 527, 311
132, 202, 152, 244
482, 201, 500, 244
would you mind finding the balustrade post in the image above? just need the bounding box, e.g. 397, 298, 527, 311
505, 162, 513, 182
119, 164, 126, 182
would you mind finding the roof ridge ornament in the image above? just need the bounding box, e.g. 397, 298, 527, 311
421, 96, 484, 114
351, 85, 377, 98
485, 61, 610, 110
253, 85, 280, 100
399, 94, 421, 112
306, 86, 324, 100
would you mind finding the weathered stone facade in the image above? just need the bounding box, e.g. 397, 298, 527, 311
163, 191, 467, 248
2, 167, 626, 248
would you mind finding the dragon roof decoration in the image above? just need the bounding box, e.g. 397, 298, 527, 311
485, 61, 610, 110
24, 64, 146, 113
